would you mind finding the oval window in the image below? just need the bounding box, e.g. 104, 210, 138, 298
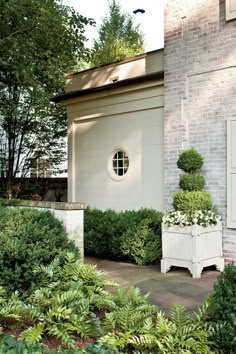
108, 148, 129, 180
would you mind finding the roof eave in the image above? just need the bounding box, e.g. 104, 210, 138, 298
51, 70, 164, 103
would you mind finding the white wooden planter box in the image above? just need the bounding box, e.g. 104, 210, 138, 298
161, 223, 224, 278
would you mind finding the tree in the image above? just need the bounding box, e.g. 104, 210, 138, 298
0, 0, 94, 198
90, 0, 144, 67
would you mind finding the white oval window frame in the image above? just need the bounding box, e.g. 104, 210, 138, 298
107, 147, 130, 181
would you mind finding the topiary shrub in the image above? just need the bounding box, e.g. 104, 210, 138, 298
84, 208, 163, 265
179, 174, 205, 191
0, 207, 78, 295
177, 147, 204, 173
173, 191, 212, 212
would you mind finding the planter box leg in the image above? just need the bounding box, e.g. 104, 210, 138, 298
216, 258, 224, 272
191, 263, 203, 279
161, 259, 170, 273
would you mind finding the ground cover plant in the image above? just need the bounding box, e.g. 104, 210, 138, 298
0, 248, 234, 353
84, 208, 163, 265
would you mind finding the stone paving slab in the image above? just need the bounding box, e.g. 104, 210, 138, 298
85, 257, 220, 313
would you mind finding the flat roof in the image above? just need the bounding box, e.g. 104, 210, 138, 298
66, 48, 164, 78
52, 70, 164, 103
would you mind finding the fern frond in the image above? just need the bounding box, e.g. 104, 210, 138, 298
20, 323, 44, 343
169, 304, 190, 327
47, 306, 72, 321
47, 323, 75, 348
128, 333, 158, 348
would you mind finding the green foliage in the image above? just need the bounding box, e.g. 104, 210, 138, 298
179, 174, 205, 191
0, 251, 224, 353
120, 219, 162, 265
0, 334, 123, 353
0, 207, 78, 295
173, 191, 212, 212
0, 0, 94, 196
90, 0, 144, 66
177, 148, 204, 173
0, 333, 47, 353
84, 208, 162, 265
100, 304, 214, 353
17, 253, 117, 348
84, 208, 120, 258
205, 263, 236, 353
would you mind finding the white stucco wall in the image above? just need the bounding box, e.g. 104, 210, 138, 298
60, 50, 164, 211
66, 80, 164, 211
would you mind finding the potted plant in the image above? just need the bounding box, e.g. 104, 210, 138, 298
161, 148, 224, 278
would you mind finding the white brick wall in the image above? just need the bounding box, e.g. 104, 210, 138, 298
164, 0, 236, 262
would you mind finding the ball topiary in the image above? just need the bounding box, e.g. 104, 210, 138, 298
172, 191, 212, 212
177, 148, 204, 173
179, 174, 205, 191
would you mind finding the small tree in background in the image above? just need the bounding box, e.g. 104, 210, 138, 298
90, 0, 145, 67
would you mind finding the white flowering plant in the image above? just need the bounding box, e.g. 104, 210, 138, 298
162, 209, 221, 227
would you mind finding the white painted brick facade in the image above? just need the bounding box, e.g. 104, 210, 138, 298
164, 0, 236, 262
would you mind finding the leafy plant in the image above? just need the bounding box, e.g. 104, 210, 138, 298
205, 263, 236, 353
177, 148, 204, 173
100, 304, 215, 353
84, 208, 162, 265
173, 191, 212, 212
0, 334, 124, 353
179, 174, 205, 191
0, 207, 78, 295
18, 253, 117, 348
0, 250, 224, 353
120, 219, 162, 265
84, 208, 121, 258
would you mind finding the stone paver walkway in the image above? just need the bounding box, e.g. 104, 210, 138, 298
85, 257, 220, 313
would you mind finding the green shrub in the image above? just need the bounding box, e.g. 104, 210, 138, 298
177, 147, 204, 173
0, 207, 78, 295
84, 208, 163, 265
173, 191, 212, 212
206, 263, 236, 353
179, 174, 205, 191
120, 218, 162, 265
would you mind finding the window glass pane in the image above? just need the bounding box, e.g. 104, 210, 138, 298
118, 168, 123, 176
